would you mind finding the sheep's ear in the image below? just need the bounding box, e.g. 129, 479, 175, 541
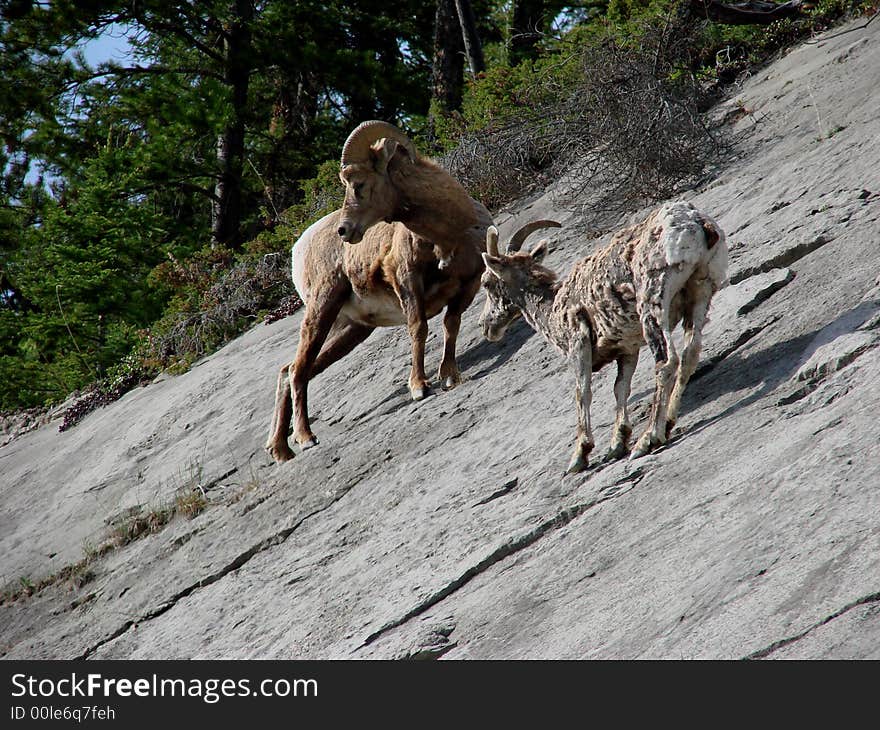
530, 239, 550, 262
371, 137, 399, 174
481, 252, 507, 280
371, 137, 409, 174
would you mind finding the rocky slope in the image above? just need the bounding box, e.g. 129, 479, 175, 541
2, 17, 879, 659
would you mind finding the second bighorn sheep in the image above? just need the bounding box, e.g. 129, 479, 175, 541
266, 121, 493, 462
479, 202, 728, 473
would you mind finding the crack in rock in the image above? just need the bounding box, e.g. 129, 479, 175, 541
737, 269, 796, 316
401, 641, 458, 660
75, 500, 340, 659
729, 235, 833, 285
473, 478, 518, 507
358, 476, 642, 650
744, 589, 880, 659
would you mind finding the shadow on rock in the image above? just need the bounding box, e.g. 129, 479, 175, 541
682, 301, 879, 438
457, 318, 536, 381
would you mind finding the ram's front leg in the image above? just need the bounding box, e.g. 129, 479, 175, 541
567, 315, 595, 474
398, 273, 430, 400
438, 275, 480, 389
604, 352, 638, 462
632, 297, 679, 459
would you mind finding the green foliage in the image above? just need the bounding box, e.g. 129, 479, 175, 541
606, 0, 662, 24
437, 0, 862, 210
280, 160, 345, 237
0, 0, 865, 417
2, 139, 171, 408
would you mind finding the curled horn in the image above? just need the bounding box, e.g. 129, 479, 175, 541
506, 220, 562, 253
486, 226, 500, 256
340, 120, 418, 167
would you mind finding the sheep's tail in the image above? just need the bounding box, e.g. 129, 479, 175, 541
574, 307, 598, 349
700, 215, 729, 291
701, 219, 721, 249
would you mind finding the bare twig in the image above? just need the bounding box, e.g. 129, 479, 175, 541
805, 7, 879, 44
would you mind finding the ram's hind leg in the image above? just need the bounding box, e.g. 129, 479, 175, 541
666, 279, 713, 438
632, 275, 681, 459
309, 318, 375, 380
290, 278, 351, 449
266, 361, 295, 462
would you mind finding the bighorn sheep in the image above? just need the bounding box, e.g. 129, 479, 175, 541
479, 201, 728, 473
266, 121, 493, 462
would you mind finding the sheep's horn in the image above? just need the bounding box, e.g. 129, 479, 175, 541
506, 220, 562, 253
340, 120, 417, 167
486, 226, 500, 257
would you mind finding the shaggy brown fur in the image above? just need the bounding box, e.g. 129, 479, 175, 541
266, 122, 492, 462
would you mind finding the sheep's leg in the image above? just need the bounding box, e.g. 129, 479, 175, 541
666, 280, 713, 438
604, 352, 638, 461
396, 272, 430, 400
567, 313, 595, 474
438, 276, 481, 389
266, 360, 295, 462
287, 278, 350, 451
309, 319, 375, 379
632, 297, 679, 459
266, 317, 375, 462
407, 305, 430, 400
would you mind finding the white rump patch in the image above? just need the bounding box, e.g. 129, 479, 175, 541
291, 211, 337, 302
660, 202, 709, 267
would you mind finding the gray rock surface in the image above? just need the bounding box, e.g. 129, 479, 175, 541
2, 18, 879, 659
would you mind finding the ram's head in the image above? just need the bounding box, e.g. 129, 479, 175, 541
479, 220, 561, 341
337, 121, 417, 244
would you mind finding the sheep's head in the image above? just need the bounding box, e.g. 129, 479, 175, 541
479, 220, 561, 342
433, 241, 456, 271
337, 121, 417, 244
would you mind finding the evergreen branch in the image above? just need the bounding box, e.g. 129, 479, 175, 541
84, 64, 225, 84
129, 179, 219, 203
132, 11, 226, 65
54, 285, 92, 379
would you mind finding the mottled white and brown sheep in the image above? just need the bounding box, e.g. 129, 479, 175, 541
479, 201, 728, 473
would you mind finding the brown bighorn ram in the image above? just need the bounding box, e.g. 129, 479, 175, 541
479, 201, 728, 473
266, 121, 493, 462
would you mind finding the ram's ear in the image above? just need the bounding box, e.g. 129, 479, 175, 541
370, 137, 400, 174
481, 252, 507, 281
530, 239, 550, 262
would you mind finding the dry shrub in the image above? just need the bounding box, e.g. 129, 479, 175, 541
59, 251, 300, 431
444, 18, 722, 227
553, 25, 721, 222
443, 126, 558, 211
147, 251, 300, 369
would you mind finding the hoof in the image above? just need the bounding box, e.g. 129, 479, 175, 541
566, 443, 593, 474
630, 433, 662, 459
439, 369, 461, 390
267, 442, 295, 463
410, 385, 429, 401
601, 443, 629, 463
295, 433, 319, 449
664, 419, 677, 440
